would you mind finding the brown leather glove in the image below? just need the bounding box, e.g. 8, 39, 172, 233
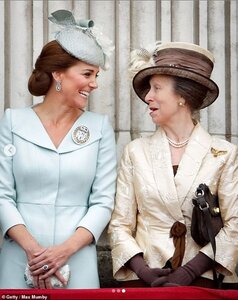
151, 252, 213, 287
127, 254, 171, 286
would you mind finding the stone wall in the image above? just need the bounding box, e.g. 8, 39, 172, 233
96, 227, 120, 288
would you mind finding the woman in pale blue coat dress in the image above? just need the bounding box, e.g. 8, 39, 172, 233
0, 10, 116, 289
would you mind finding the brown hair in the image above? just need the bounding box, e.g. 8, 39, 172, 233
173, 76, 209, 111
28, 40, 79, 96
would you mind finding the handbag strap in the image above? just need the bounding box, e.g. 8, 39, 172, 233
196, 191, 224, 288
197, 195, 216, 255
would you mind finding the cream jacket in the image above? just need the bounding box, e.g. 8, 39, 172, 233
108, 123, 238, 283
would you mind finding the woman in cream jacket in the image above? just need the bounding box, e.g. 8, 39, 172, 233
108, 42, 238, 289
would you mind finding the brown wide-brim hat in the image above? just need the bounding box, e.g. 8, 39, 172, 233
132, 42, 219, 109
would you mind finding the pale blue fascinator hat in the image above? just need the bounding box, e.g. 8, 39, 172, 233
48, 10, 114, 70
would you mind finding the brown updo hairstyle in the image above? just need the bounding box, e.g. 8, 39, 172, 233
28, 40, 79, 96
173, 76, 209, 111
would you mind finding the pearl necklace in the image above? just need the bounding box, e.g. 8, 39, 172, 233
167, 136, 189, 148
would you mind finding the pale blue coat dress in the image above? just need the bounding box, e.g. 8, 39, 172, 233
0, 107, 117, 288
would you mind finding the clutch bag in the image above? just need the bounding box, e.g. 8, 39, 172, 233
24, 264, 70, 288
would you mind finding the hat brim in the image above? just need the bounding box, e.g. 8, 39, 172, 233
132, 66, 219, 109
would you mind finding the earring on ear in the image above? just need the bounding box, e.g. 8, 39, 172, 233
56, 81, 62, 92
178, 101, 185, 107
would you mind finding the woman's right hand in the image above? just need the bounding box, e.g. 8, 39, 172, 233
26, 246, 52, 289
137, 265, 172, 286
6, 225, 52, 288
127, 254, 171, 286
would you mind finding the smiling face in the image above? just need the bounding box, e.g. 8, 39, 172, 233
144, 74, 185, 126
54, 60, 99, 110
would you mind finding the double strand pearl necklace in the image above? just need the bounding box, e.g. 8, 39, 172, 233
166, 136, 189, 148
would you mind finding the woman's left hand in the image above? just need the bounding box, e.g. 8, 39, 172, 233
151, 275, 180, 287
28, 244, 70, 285
151, 252, 213, 287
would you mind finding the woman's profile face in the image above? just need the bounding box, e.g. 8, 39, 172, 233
144, 74, 183, 126
56, 60, 99, 110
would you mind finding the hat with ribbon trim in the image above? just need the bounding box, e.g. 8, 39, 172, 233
132, 42, 219, 109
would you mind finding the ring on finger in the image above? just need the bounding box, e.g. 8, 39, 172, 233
42, 264, 49, 271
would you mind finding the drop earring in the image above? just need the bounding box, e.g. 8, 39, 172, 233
56, 81, 62, 92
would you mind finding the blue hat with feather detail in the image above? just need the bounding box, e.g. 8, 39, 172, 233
48, 10, 114, 70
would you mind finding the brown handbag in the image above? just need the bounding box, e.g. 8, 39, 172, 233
191, 183, 224, 288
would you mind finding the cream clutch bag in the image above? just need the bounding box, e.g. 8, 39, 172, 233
24, 264, 70, 288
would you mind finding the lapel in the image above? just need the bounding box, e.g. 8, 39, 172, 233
149, 123, 212, 221
11, 107, 102, 154
149, 127, 184, 221
175, 122, 212, 204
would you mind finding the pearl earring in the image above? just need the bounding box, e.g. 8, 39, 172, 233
179, 102, 185, 107
56, 81, 62, 92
